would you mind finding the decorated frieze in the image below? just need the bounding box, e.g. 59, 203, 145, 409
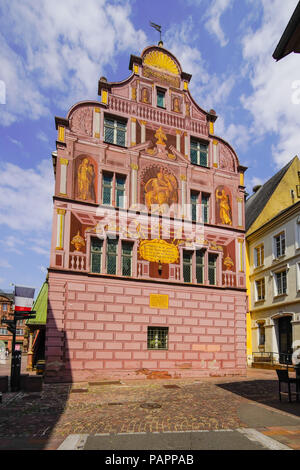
69, 106, 93, 137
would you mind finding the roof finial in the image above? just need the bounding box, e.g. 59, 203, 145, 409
150, 21, 163, 46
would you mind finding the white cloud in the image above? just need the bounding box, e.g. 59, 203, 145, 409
203, 0, 234, 47
0, 0, 148, 125
0, 159, 54, 232
240, 0, 300, 167
0, 260, 12, 269
7, 137, 23, 148
37, 132, 49, 144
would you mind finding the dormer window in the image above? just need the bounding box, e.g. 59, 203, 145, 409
157, 89, 166, 108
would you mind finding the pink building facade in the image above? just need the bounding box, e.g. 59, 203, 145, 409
45, 45, 248, 383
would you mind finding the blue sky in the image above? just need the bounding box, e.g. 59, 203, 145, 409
0, 0, 299, 295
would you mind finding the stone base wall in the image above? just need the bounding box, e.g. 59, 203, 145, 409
45, 271, 247, 383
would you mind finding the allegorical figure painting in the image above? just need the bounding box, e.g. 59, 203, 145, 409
145, 170, 178, 213
216, 187, 232, 226
141, 87, 150, 104
77, 157, 96, 201
173, 96, 181, 113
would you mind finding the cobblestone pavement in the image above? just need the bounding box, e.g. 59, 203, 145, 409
1, 368, 300, 450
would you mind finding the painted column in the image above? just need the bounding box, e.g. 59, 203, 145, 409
93, 107, 101, 139
180, 174, 187, 218
140, 121, 146, 143
176, 130, 181, 153
56, 209, 66, 251
131, 163, 138, 207
237, 197, 243, 227
212, 140, 219, 168
59, 158, 69, 196
57, 126, 65, 143
131, 118, 136, 146
184, 132, 189, 159
101, 89, 108, 105
237, 238, 244, 272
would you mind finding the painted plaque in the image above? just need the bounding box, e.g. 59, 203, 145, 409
150, 294, 169, 309
139, 239, 179, 264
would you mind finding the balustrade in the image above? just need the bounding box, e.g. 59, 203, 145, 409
222, 271, 236, 288
109, 95, 207, 135
69, 253, 87, 272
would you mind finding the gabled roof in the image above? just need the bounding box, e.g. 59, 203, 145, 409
245, 158, 295, 232
26, 282, 48, 326
273, 1, 300, 61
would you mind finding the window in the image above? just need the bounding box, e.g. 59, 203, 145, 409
0, 328, 8, 335
107, 238, 118, 275
274, 232, 285, 258
16, 329, 24, 336
102, 173, 126, 207
102, 172, 113, 205
104, 116, 127, 147
183, 250, 192, 283
208, 254, 217, 286
255, 278, 265, 301
190, 191, 199, 222
147, 327, 168, 350
157, 89, 165, 108
122, 241, 133, 276
115, 175, 126, 208
255, 244, 264, 267
90, 237, 103, 274
2, 304, 7, 312
196, 250, 205, 284
201, 194, 210, 223
190, 191, 210, 223
190, 139, 208, 167
275, 270, 287, 295
258, 323, 265, 347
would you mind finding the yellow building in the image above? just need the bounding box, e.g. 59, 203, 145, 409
246, 156, 300, 367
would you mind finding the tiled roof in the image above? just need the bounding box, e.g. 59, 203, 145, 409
245, 158, 295, 232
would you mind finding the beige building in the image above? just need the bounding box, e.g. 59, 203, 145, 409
246, 157, 300, 366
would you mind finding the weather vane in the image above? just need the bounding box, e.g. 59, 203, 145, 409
150, 22, 162, 44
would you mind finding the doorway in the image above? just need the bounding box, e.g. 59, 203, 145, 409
278, 316, 293, 364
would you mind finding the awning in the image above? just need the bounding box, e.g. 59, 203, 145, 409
26, 282, 48, 327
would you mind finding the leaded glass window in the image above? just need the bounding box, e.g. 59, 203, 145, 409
107, 238, 118, 275
116, 175, 126, 208
208, 253, 217, 286
201, 194, 209, 223
183, 250, 192, 283
90, 237, 103, 274
196, 250, 205, 284
122, 241, 133, 276
191, 191, 199, 222
147, 327, 168, 350
104, 117, 126, 147
102, 173, 113, 205
190, 139, 208, 167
